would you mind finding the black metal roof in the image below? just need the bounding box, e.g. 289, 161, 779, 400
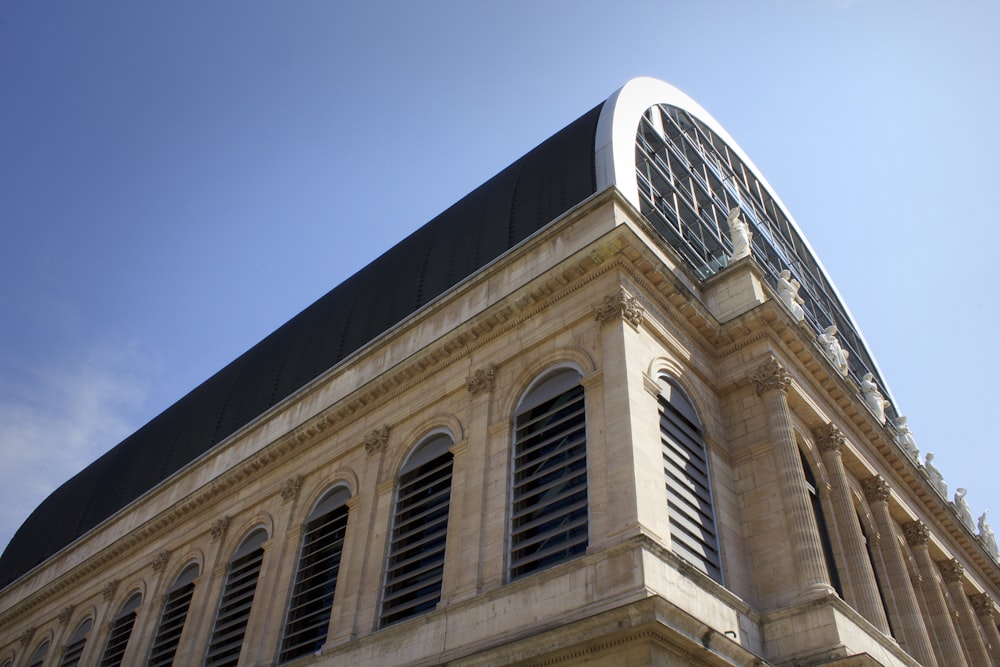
0, 103, 603, 589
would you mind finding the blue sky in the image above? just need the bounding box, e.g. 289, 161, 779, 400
1, 0, 997, 555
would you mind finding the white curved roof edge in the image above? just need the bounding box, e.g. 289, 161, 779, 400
595, 76, 897, 407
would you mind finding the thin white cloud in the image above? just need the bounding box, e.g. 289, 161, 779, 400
0, 342, 157, 555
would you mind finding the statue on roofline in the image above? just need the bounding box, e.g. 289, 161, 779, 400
955, 488, 976, 533
817, 325, 850, 377
979, 511, 999, 560
861, 372, 890, 425
894, 415, 919, 459
728, 206, 752, 260
777, 270, 805, 322
924, 452, 947, 498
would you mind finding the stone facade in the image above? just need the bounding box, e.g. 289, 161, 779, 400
2, 84, 999, 667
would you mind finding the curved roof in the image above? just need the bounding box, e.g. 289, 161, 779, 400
0, 101, 603, 588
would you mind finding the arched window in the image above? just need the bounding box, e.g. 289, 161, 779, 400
658, 376, 722, 582
380, 434, 454, 627
509, 368, 588, 580
147, 563, 198, 667
801, 452, 843, 597
280, 487, 351, 662
100, 592, 141, 667
60, 618, 92, 667
25, 640, 48, 667
205, 528, 267, 667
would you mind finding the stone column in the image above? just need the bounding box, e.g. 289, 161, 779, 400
904, 521, 969, 667
862, 477, 938, 667
970, 594, 1000, 664
749, 358, 831, 596
815, 424, 890, 633
939, 560, 993, 667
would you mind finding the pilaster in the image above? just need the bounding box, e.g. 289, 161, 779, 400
749, 358, 831, 598
938, 560, 993, 667
904, 521, 968, 667
862, 476, 938, 667
815, 424, 890, 633
970, 593, 1000, 664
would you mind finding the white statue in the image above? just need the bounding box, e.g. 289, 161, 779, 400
817, 325, 850, 377
777, 270, 805, 322
979, 511, 999, 560
728, 206, 752, 260
860, 372, 890, 425
954, 488, 976, 533
924, 452, 947, 497
893, 416, 919, 459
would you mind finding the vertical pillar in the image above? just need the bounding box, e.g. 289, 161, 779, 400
748, 358, 831, 596
861, 477, 938, 667
815, 424, 890, 632
172, 515, 230, 666
440, 437, 473, 603
593, 285, 667, 547
939, 560, 993, 667
970, 594, 1000, 664
904, 521, 969, 667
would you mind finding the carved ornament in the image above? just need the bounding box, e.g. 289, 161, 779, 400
151, 550, 171, 573
101, 579, 119, 602
594, 286, 644, 328
903, 521, 930, 547
971, 593, 996, 618
58, 605, 75, 625
210, 516, 231, 541
18, 626, 36, 647
280, 475, 304, 503
466, 364, 496, 395
364, 425, 390, 456
861, 476, 891, 504
938, 559, 963, 584
814, 423, 846, 454
749, 358, 791, 396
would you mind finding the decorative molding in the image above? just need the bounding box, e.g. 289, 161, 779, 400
151, 550, 171, 573
58, 605, 75, 625
280, 475, 304, 503
939, 559, 964, 584
364, 425, 390, 456
749, 357, 790, 396
466, 364, 496, 395
210, 516, 231, 542
101, 579, 119, 602
903, 521, 930, 547
862, 476, 891, 504
814, 423, 846, 454
594, 285, 644, 328
970, 593, 996, 618
18, 626, 36, 647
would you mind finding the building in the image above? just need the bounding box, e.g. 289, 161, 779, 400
1, 77, 998, 667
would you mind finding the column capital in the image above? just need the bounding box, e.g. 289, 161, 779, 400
903, 520, 930, 547
971, 593, 996, 618
151, 549, 171, 573
364, 425, 391, 456
279, 474, 304, 503
749, 357, 791, 396
938, 559, 964, 584
594, 285, 644, 328
862, 476, 891, 504
814, 423, 846, 454
58, 604, 75, 625
466, 364, 496, 395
